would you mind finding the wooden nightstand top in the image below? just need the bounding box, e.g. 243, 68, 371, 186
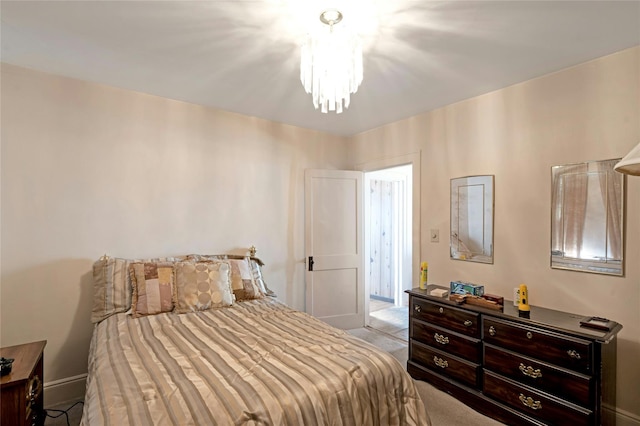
1, 340, 47, 388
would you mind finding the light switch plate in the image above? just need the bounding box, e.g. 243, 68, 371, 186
430, 229, 439, 243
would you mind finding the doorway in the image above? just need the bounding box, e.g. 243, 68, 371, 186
364, 164, 412, 339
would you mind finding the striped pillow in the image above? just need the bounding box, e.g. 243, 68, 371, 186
248, 258, 276, 297
174, 261, 234, 313
130, 262, 175, 317
91, 255, 185, 323
91, 256, 132, 323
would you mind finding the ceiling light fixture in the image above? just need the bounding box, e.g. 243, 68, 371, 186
300, 9, 363, 113
614, 142, 640, 176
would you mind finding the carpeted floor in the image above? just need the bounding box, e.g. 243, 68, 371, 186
347, 326, 408, 362
369, 305, 409, 339
44, 400, 83, 425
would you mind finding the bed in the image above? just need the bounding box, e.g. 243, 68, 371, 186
81, 253, 429, 425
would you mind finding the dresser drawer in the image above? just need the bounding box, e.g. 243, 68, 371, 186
483, 371, 593, 425
484, 344, 593, 407
411, 298, 479, 338
410, 340, 480, 389
411, 318, 481, 362
483, 317, 592, 374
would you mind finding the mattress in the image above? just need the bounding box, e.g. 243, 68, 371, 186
81, 298, 429, 425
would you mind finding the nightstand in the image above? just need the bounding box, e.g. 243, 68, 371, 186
1, 340, 47, 426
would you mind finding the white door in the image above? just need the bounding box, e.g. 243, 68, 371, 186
305, 169, 364, 329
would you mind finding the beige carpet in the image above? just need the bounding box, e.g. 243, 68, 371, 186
348, 326, 504, 426
369, 305, 409, 339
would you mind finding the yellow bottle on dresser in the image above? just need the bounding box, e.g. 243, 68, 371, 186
420, 262, 428, 289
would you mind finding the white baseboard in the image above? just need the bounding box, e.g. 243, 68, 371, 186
615, 406, 640, 426
44, 374, 87, 407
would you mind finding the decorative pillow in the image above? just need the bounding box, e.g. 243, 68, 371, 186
227, 257, 264, 301
187, 254, 226, 262
174, 261, 234, 313
187, 255, 264, 301
248, 258, 276, 297
130, 262, 175, 317
91, 255, 186, 323
91, 256, 132, 323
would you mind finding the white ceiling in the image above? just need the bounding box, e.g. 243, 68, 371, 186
2, 1, 639, 136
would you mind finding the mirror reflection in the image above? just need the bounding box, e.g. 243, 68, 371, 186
450, 175, 494, 264
551, 158, 625, 275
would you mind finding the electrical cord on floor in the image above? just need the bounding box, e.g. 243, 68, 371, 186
44, 401, 84, 426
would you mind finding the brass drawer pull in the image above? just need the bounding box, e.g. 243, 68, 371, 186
519, 393, 542, 410
439, 307, 444, 314
414, 304, 421, 313
27, 375, 42, 405
567, 349, 581, 360
489, 325, 496, 336
464, 320, 473, 327
526, 331, 533, 339
519, 363, 542, 378
433, 356, 449, 369
434, 333, 450, 345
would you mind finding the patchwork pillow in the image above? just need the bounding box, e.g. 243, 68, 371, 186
227, 257, 264, 301
187, 254, 264, 301
91, 255, 186, 323
130, 262, 175, 317
174, 261, 234, 313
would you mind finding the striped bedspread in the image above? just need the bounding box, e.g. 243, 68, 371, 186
81, 298, 429, 425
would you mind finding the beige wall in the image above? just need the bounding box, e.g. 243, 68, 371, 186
348, 46, 640, 420
0, 64, 348, 391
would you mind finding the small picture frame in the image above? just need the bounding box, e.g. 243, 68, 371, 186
579, 316, 614, 331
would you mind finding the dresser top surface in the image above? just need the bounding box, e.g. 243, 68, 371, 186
407, 287, 622, 342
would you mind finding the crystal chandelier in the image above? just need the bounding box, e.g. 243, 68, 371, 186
300, 9, 363, 113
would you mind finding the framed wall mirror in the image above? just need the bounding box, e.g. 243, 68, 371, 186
551, 158, 625, 276
450, 175, 494, 264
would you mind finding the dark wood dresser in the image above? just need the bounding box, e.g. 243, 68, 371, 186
407, 288, 621, 426
1, 340, 47, 426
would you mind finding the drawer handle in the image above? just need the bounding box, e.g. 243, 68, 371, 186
567, 350, 581, 360
414, 304, 421, 313
433, 356, 449, 369
489, 325, 496, 336
519, 363, 542, 379
439, 307, 444, 314
464, 320, 473, 327
434, 333, 450, 345
27, 375, 42, 406
519, 393, 542, 410
526, 331, 533, 339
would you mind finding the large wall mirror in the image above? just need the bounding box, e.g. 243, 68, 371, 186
450, 175, 494, 264
551, 159, 625, 276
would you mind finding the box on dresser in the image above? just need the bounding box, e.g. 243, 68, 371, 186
407, 286, 621, 426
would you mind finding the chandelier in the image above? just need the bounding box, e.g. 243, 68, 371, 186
300, 9, 363, 113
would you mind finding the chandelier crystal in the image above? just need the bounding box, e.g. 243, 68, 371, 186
300, 9, 363, 113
